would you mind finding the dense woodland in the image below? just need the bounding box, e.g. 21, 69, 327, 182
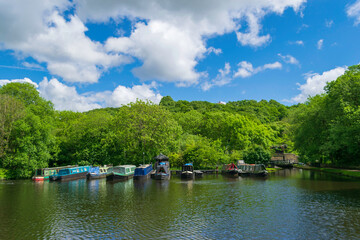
1, 65, 360, 179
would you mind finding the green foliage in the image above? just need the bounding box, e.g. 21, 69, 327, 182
290, 64, 360, 166
243, 146, 272, 165
0, 83, 55, 178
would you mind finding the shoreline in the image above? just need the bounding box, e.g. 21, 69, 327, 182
294, 165, 360, 179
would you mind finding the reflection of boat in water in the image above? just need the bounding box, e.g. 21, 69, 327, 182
32, 165, 76, 181
49, 166, 91, 181
275, 161, 294, 169
106, 165, 136, 181
181, 163, 194, 180
87, 166, 111, 180
152, 154, 171, 180
222, 163, 239, 177
237, 164, 268, 177
134, 164, 153, 180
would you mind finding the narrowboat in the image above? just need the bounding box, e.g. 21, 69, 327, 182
181, 163, 194, 179
237, 164, 268, 177
275, 161, 294, 169
106, 165, 136, 181
134, 164, 153, 180
49, 166, 91, 181
87, 166, 111, 180
154, 161, 171, 180
222, 163, 239, 177
32, 165, 76, 181
152, 153, 171, 180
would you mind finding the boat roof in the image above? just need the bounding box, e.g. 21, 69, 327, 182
136, 164, 152, 168
114, 165, 136, 168
184, 163, 193, 166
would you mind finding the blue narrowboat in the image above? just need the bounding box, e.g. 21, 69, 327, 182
49, 166, 91, 181
134, 164, 153, 180
87, 166, 111, 180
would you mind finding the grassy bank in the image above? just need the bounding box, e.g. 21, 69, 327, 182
294, 165, 360, 179
266, 167, 279, 173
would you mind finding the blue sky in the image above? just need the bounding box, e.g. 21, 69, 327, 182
0, 0, 359, 111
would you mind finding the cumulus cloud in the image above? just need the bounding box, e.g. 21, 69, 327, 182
0, 0, 306, 85
347, 0, 360, 25
80, 0, 305, 84
234, 61, 282, 78
201, 63, 231, 91
291, 67, 346, 103
0, 77, 162, 112
0, 2, 130, 84
278, 53, 299, 65
0, 77, 39, 88
236, 12, 271, 47
317, 39, 324, 50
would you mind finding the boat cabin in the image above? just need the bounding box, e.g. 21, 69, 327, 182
58, 166, 90, 176
182, 163, 194, 172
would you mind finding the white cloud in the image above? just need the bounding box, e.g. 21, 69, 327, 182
201, 63, 231, 91
236, 12, 271, 47
291, 67, 347, 103
234, 61, 282, 78
0, 77, 162, 112
0, 0, 306, 85
0, 77, 39, 88
106, 21, 205, 86
206, 47, 222, 55
80, 0, 305, 84
325, 19, 334, 28
289, 40, 304, 46
278, 53, 299, 65
317, 39, 324, 50
347, 0, 360, 25
0, 2, 130, 84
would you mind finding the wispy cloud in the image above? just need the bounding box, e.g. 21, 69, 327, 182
325, 19, 334, 28
347, 0, 360, 25
317, 39, 324, 50
278, 53, 299, 65
233, 61, 282, 78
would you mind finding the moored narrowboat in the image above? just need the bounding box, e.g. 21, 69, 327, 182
222, 163, 239, 178
153, 154, 171, 180
134, 164, 153, 180
106, 165, 136, 181
237, 164, 268, 177
87, 165, 111, 180
181, 163, 194, 180
33, 165, 77, 181
49, 166, 91, 181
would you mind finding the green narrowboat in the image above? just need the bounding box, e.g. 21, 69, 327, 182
32, 165, 76, 181
106, 165, 136, 181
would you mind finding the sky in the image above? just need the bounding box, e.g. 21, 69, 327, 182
0, 0, 360, 112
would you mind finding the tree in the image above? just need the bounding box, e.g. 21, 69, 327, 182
243, 146, 271, 165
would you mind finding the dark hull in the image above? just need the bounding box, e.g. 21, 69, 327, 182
222, 170, 239, 178
276, 163, 293, 169
133, 173, 151, 181
87, 173, 108, 180
154, 174, 170, 180
106, 173, 134, 181
194, 170, 203, 177
181, 172, 194, 179
55, 172, 88, 181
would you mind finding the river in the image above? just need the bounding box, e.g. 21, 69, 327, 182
1, 169, 360, 239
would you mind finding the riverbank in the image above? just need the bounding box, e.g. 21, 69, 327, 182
294, 164, 360, 179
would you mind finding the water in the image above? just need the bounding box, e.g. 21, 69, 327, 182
1, 169, 360, 239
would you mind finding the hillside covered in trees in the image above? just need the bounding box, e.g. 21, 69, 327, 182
1, 65, 360, 179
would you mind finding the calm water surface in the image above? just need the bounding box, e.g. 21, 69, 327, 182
1, 169, 360, 239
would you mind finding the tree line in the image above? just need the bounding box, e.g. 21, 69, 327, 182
1, 64, 359, 178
